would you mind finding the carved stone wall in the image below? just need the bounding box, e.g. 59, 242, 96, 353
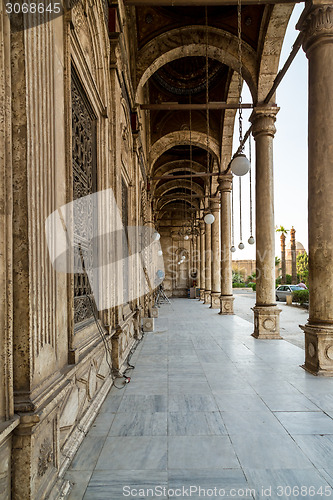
0, 0, 143, 497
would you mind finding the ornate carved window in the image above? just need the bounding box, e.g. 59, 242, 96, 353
71, 68, 97, 327
122, 176, 129, 303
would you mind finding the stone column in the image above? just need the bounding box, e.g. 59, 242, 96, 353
290, 226, 297, 284
280, 233, 286, 283
195, 231, 200, 293
250, 106, 282, 339
218, 174, 235, 314
210, 199, 221, 309
298, 3, 333, 375
199, 220, 205, 300
204, 217, 212, 304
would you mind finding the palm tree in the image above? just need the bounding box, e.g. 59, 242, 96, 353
276, 226, 289, 283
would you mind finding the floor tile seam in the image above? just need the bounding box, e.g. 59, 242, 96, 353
74, 469, 93, 500
225, 432, 253, 495
283, 431, 326, 471
268, 410, 314, 437
193, 338, 220, 400
301, 393, 333, 413
166, 308, 170, 469
316, 470, 333, 491
189, 307, 251, 392
288, 381, 331, 410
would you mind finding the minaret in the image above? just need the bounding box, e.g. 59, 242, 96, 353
290, 227, 297, 284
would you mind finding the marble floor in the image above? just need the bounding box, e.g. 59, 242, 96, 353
66, 299, 333, 499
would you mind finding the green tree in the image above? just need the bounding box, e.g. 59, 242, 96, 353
275, 256, 281, 267
297, 252, 309, 286
232, 271, 244, 283
275, 225, 289, 236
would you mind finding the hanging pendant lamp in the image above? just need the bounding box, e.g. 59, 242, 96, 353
230, 0, 250, 177
204, 213, 215, 225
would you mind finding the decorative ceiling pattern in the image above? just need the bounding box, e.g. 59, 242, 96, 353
131, 3, 292, 225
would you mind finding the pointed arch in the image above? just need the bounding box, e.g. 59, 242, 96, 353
135, 25, 258, 101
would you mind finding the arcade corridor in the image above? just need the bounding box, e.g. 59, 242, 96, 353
66, 299, 333, 499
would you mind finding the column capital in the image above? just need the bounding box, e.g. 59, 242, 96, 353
218, 174, 233, 193
298, 4, 333, 54
250, 106, 279, 139
210, 198, 220, 213
199, 219, 205, 233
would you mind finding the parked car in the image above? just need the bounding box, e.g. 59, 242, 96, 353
276, 285, 304, 301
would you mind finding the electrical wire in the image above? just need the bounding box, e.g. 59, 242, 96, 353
249, 134, 253, 237
239, 176, 242, 243
78, 244, 134, 390
231, 179, 235, 248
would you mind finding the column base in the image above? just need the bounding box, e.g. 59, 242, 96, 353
210, 292, 220, 309
204, 291, 211, 304
151, 307, 159, 318
251, 305, 282, 339
199, 289, 205, 301
301, 323, 333, 376
142, 317, 154, 332
219, 295, 235, 315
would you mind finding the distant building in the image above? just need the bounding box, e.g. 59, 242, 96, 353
233, 241, 306, 281
285, 241, 306, 275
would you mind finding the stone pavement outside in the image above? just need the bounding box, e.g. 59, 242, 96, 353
232, 290, 308, 350
66, 298, 333, 500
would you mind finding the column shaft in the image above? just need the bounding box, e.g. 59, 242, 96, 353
219, 174, 234, 314
200, 221, 205, 300
204, 222, 211, 304
210, 199, 221, 308
196, 233, 201, 290
299, 4, 333, 375
251, 106, 281, 339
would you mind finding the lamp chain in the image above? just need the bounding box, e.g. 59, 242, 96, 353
190, 97, 193, 230
205, 6, 210, 176
237, 0, 244, 151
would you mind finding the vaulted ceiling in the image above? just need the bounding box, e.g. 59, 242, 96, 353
127, 2, 295, 228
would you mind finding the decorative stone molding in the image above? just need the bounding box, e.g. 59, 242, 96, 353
300, 5, 333, 53
38, 439, 54, 477
250, 106, 279, 139
252, 305, 282, 339
199, 289, 205, 301
301, 323, 333, 376
219, 296, 235, 315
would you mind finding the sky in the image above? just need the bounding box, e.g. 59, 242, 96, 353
231, 4, 308, 261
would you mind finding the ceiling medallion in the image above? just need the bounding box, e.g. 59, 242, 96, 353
145, 13, 153, 24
